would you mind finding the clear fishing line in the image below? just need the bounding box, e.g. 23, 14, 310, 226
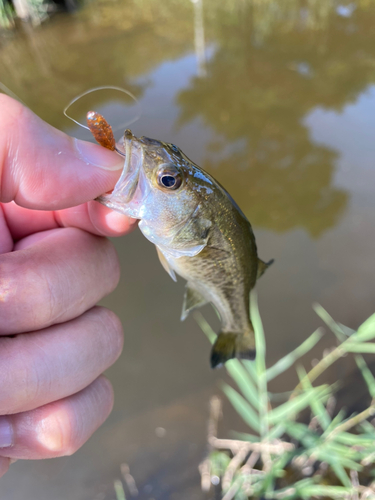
63, 86, 142, 131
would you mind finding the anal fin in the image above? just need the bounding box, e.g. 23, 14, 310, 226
156, 246, 177, 282
181, 285, 208, 321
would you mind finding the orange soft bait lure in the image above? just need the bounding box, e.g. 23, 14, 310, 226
86, 111, 116, 151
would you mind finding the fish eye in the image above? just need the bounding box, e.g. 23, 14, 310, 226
156, 164, 183, 191
161, 175, 176, 188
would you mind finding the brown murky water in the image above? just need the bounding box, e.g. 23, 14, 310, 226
1, 1, 375, 498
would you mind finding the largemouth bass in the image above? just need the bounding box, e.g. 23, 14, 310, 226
89, 116, 272, 367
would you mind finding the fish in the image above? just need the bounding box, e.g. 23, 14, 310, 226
88, 112, 272, 368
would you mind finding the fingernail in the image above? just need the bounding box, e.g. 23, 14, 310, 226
0, 418, 13, 448
74, 138, 124, 171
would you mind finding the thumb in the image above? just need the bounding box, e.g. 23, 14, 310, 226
0, 94, 124, 210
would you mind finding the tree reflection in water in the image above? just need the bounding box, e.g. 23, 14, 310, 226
3, 0, 375, 236
177, 0, 375, 236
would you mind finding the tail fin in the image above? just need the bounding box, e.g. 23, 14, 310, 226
210, 332, 255, 369
257, 258, 274, 279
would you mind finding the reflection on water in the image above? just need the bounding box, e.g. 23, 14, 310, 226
1, 0, 375, 498
178, 0, 375, 236
191, 0, 206, 77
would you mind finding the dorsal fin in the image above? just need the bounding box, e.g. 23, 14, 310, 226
257, 258, 274, 279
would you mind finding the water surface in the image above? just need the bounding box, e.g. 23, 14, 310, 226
1, 1, 375, 498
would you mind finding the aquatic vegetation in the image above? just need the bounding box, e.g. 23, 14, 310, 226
197, 294, 375, 499
0, 0, 14, 29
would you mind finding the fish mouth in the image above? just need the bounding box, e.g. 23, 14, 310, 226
97, 130, 148, 218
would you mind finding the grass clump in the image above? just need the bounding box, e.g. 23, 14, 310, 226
196, 293, 375, 499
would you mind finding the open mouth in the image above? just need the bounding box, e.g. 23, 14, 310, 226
97, 134, 145, 217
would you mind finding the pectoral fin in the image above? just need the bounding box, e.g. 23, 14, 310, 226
156, 246, 177, 282
181, 285, 208, 321
171, 210, 212, 251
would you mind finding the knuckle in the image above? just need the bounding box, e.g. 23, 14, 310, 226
0, 230, 121, 335
0, 337, 39, 414
0, 252, 58, 334
0, 259, 18, 331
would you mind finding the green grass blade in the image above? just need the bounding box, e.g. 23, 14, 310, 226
300, 484, 355, 498
231, 431, 260, 442
268, 386, 330, 425
322, 443, 364, 467
287, 428, 319, 449
323, 441, 359, 457
312, 452, 352, 486
249, 291, 269, 440
354, 354, 375, 398
330, 462, 357, 488
194, 311, 216, 344
323, 409, 346, 435
337, 323, 355, 337
334, 431, 375, 446
222, 384, 260, 434
358, 420, 375, 434
114, 480, 127, 500
242, 359, 257, 382
296, 365, 331, 430
250, 291, 266, 378
357, 312, 375, 341
267, 423, 286, 440
260, 453, 298, 494
313, 304, 346, 337
273, 478, 315, 499
344, 343, 375, 353
282, 421, 311, 441
226, 359, 260, 410
268, 390, 294, 402
266, 328, 324, 381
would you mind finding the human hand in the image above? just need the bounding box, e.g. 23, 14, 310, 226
0, 95, 136, 477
